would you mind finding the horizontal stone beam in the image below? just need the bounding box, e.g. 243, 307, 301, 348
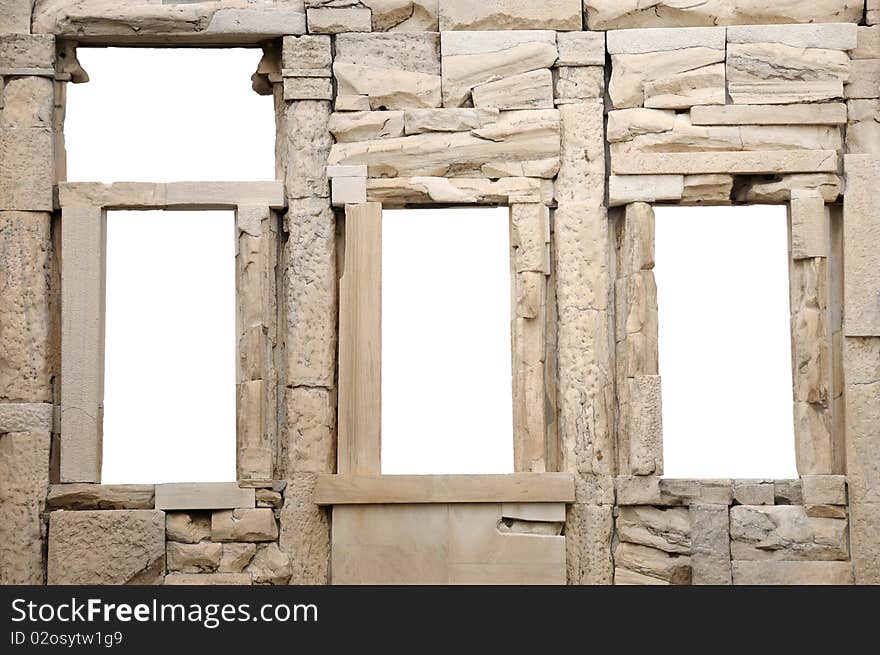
47, 484, 155, 510
690, 103, 848, 126
155, 483, 256, 511
612, 151, 838, 175
58, 182, 286, 210
314, 474, 576, 505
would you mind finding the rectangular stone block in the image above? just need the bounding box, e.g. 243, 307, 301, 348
0, 403, 53, 433
212, 508, 278, 542
472, 68, 553, 110
845, 59, 880, 100
847, 99, 880, 155
801, 475, 846, 506
731, 561, 854, 585
556, 31, 605, 66
155, 483, 256, 511
0, 0, 33, 33
854, 26, 880, 60
613, 150, 838, 175
843, 155, 880, 335
329, 111, 405, 142
849, 501, 880, 584
727, 23, 857, 50
730, 505, 849, 561
871, 0, 879, 25
690, 504, 732, 585
732, 480, 775, 505
659, 479, 733, 506
306, 7, 372, 34
609, 175, 683, 206
790, 189, 828, 259
615, 476, 661, 505
47, 484, 155, 510
0, 128, 54, 211
0, 35, 55, 70
439, 0, 583, 31
282, 35, 332, 70
607, 27, 725, 55
331, 176, 367, 206
554, 66, 604, 102
47, 510, 165, 585
690, 103, 847, 125
283, 77, 333, 101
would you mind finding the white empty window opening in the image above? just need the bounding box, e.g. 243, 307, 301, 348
66, 48, 274, 182
654, 206, 797, 479
381, 208, 514, 474
102, 211, 236, 483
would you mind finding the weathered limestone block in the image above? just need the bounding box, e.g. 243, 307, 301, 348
843, 155, 880, 336
47, 484, 155, 510
727, 44, 850, 105
283, 77, 332, 101
790, 189, 828, 259
0, 78, 54, 130
165, 572, 252, 585
335, 94, 371, 111
166, 541, 223, 573
845, 379, 880, 505
219, 542, 257, 573
256, 489, 283, 509
732, 480, 774, 505
691, 103, 848, 126
616, 476, 661, 505
284, 100, 332, 200
584, 1, 862, 30
212, 508, 278, 543
366, 176, 552, 205
608, 174, 683, 206
612, 150, 838, 175
681, 174, 733, 203
472, 68, 553, 110
280, 473, 330, 584
871, 0, 879, 25
565, 503, 613, 584
0, 35, 55, 70
613, 542, 691, 584
334, 33, 441, 109
439, 0, 582, 31
440, 31, 558, 107
284, 197, 336, 388
0, 403, 52, 433
556, 31, 605, 67
774, 479, 803, 505
328, 111, 405, 142
659, 479, 733, 506
846, 99, 880, 155
361, 0, 439, 32
607, 108, 676, 142
47, 510, 165, 584
854, 26, 880, 60
328, 109, 561, 178
615, 568, 668, 584
511, 203, 550, 274
0, 0, 34, 33
619, 375, 663, 475
610, 49, 725, 109
690, 504, 732, 585
846, 59, 880, 100
731, 561, 854, 585
403, 108, 499, 134
307, 7, 371, 33
554, 66, 604, 102
644, 63, 725, 109
0, 431, 50, 584
727, 23, 857, 50
849, 501, 880, 584
805, 505, 847, 519
737, 174, 842, 203
0, 129, 54, 211
616, 506, 689, 553
282, 34, 332, 71
165, 512, 212, 544
248, 543, 293, 584
0, 212, 53, 403
283, 385, 335, 475
729, 505, 849, 561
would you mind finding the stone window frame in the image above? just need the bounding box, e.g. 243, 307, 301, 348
57, 181, 286, 485
613, 193, 843, 481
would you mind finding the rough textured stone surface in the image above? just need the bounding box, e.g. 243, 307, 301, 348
730, 505, 849, 561
565, 503, 613, 584
737, 174, 842, 203
165, 512, 212, 544
219, 542, 257, 573
166, 541, 222, 573
0, 403, 52, 433
248, 543, 293, 584
616, 506, 689, 553
361, 0, 439, 32
47, 510, 166, 585
307, 7, 371, 33
403, 108, 499, 134
165, 572, 252, 585
1, 78, 55, 130
282, 385, 335, 475
849, 501, 880, 584
690, 504, 732, 585
279, 473, 330, 584
614, 542, 691, 584
802, 475, 846, 506
212, 508, 278, 543
0, 431, 50, 584
0, 35, 55, 70
0, 212, 54, 403
659, 479, 733, 506
846, 100, 880, 156
733, 480, 775, 506
439, 0, 582, 31
731, 560, 854, 585
843, 156, 880, 336
47, 484, 155, 510
584, 1, 862, 30
472, 68, 553, 110
328, 111, 405, 142
554, 66, 605, 102
0, 0, 34, 33
556, 31, 605, 66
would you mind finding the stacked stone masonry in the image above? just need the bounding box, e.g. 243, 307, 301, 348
0, 0, 879, 586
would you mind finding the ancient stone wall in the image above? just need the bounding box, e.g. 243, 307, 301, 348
0, 0, 878, 585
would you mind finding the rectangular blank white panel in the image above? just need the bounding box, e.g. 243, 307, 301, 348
382, 208, 514, 474
102, 210, 236, 483
655, 206, 797, 478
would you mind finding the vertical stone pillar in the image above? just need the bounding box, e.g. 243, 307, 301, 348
0, 30, 57, 583
276, 35, 335, 585
554, 102, 614, 584
842, 155, 880, 584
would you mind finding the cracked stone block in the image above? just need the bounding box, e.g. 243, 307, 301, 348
212, 508, 278, 542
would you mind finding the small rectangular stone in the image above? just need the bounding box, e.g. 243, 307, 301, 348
659, 479, 733, 506
690, 103, 848, 125
607, 27, 725, 55
441, 30, 557, 57
609, 175, 683, 206
731, 561, 854, 585
732, 480, 775, 506
612, 150, 838, 175
403, 108, 499, 135
164, 572, 252, 585
853, 27, 880, 59
283, 77, 333, 101
155, 483, 255, 511
335, 95, 371, 112
615, 476, 661, 505
690, 505, 732, 585
439, 0, 583, 31
0, 35, 56, 69
472, 69, 553, 110
802, 475, 847, 505
0, 403, 53, 433
331, 176, 367, 206
327, 165, 368, 178
790, 189, 828, 259
845, 59, 880, 99
47, 484, 155, 510
282, 68, 332, 78
306, 8, 372, 34
727, 23, 857, 50
212, 508, 278, 542
774, 479, 803, 505
556, 31, 605, 66
282, 35, 332, 70
805, 504, 847, 519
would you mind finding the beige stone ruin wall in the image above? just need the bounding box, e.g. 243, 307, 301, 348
0, 0, 878, 585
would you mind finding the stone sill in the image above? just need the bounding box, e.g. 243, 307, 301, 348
314, 473, 575, 506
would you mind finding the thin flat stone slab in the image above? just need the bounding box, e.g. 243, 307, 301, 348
843, 155, 880, 336
731, 560, 854, 585
690, 103, 848, 125
439, 0, 583, 31
47, 484, 155, 510
155, 483, 256, 511
607, 27, 725, 54
727, 23, 858, 50
366, 177, 553, 206
58, 181, 286, 210
612, 150, 838, 175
